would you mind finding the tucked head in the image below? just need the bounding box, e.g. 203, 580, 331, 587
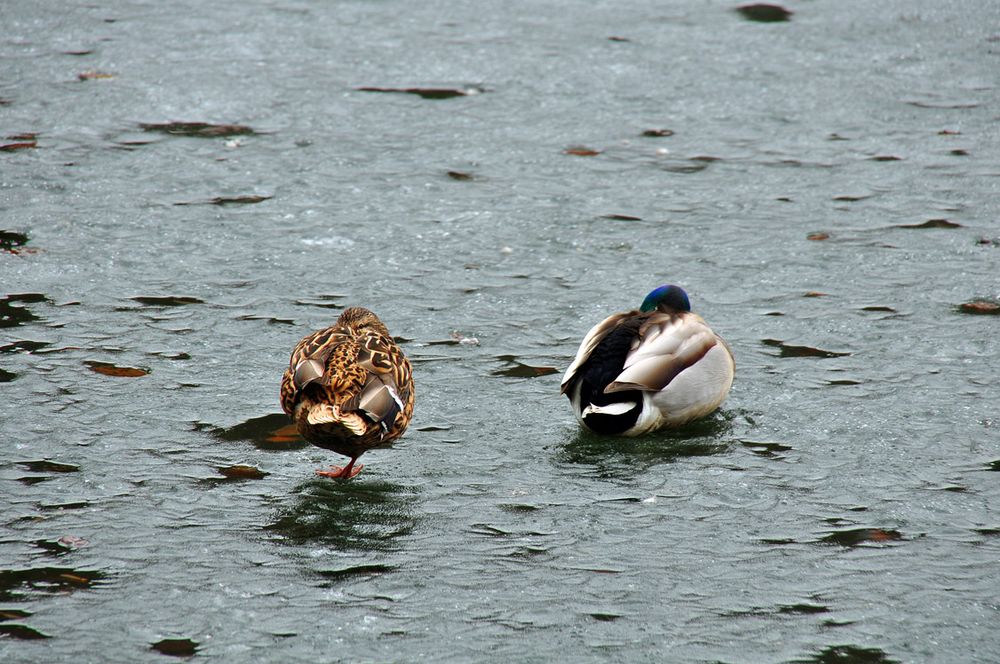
639, 284, 690, 313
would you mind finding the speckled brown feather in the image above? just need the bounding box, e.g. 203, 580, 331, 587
280, 307, 414, 466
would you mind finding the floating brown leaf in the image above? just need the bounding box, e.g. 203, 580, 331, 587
218, 464, 268, 480
806, 232, 830, 241
139, 122, 256, 137
736, 3, 792, 22
85, 361, 150, 377
0, 141, 37, 152
447, 170, 474, 181
898, 219, 962, 230
957, 299, 1000, 315
78, 70, 114, 81
602, 214, 643, 221
641, 128, 674, 137
564, 146, 601, 157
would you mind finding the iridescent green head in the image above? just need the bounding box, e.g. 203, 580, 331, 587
639, 284, 691, 313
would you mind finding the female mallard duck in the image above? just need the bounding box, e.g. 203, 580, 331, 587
560, 285, 734, 435
280, 307, 415, 478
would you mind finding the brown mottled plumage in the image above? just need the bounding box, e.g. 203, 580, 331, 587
280, 307, 414, 479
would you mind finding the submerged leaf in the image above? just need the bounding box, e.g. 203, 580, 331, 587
564, 146, 601, 157
139, 122, 256, 137
761, 339, 850, 358
85, 361, 150, 377
356, 86, 484, 99
131, 295, 204, 306
819, 528, 903, 547
218, 465, 268, 480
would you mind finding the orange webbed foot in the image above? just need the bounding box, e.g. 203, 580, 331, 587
315, 462, 364, 479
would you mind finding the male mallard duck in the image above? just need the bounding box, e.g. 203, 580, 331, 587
560, 285, 734, 435
280, 307, 415, 478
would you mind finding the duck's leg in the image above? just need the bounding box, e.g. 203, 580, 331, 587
316, 457, 364, 479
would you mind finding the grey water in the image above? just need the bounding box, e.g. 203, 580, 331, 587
2, 1, 999, 662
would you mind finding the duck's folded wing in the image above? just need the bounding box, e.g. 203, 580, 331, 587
560, 312, 631, 394
604, 315, 718, 393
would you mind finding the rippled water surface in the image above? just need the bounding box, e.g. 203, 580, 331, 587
3, 1, 999, 662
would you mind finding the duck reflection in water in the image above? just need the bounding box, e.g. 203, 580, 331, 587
265, 478, 417, 552
556, 415, 732, 478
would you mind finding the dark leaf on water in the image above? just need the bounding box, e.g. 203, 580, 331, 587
607, 36, 631, 43
131, 295, 204, 306
956, 299, 1000, 315
778, 603, 829, 615
140, 122, 257, 137
736, 4, 793, 22
986, 459, 1000, 471
641, 128, 674, 137
807, 232, 830, 241
0, 368, 15, 382
762, 339, 850, 358
0, 609, 32, 621
590, 612, 622, 621
317, 564, 395, 581
356, 86, 484, 99
0, 567, 106, 601
740, 440, 792, 458
175, 195, 272, 206
18, 460, 80, 473
861, 305, 897, 313
0, 624, 50, 640
447, 170, 474, 181
63, 50, 94, 56
1, 294, 48, 328
151, 638, 199, 657
85, 361, 150, 377
796, 644, 900, 664
870, 155, 902, 162
1, 231, 29, 252
950, 149, 969, 156
492, 360, 559, 378
819, 528, 903, 547
1, 339, 51, 353
897, 219, 962, 230
602, 214, 643, 221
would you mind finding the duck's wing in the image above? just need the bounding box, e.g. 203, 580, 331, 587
604, 312, 720, 394
560, 311, 633, 394
280, 327, 344, 416
348, 331, 412, 434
